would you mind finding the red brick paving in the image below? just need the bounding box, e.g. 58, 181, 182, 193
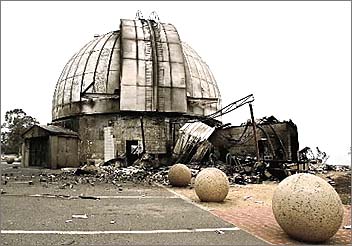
212, 205, 351, 245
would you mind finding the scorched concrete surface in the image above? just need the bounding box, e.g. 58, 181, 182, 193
0, 163, 267, 245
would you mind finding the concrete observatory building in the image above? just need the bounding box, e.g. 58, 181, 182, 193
23, 15, 221, 168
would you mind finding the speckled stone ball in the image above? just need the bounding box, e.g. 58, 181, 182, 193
272, 173, 344, 242
6, 157, 14, 164
168, 164, 192, 187
195, 168, 229, 202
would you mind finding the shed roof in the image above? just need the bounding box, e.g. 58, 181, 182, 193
40, 125, 78, 136
22, 125, 78, 138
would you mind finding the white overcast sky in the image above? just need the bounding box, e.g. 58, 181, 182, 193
1, 1, 351, 165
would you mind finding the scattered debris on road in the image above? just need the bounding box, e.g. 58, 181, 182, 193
243, 195, 252, 201
60, 240, 75, 245
78, 194, 100, 200
72, 214, 88, 219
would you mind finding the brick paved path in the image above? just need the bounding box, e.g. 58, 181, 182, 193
212, 205, 351, 245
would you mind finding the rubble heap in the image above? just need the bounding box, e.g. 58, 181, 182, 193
38, 154, 291, 187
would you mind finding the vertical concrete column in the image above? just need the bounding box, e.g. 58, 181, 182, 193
104, 127, 115, 162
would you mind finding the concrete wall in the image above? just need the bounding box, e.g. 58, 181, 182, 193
53, 113, 195, 164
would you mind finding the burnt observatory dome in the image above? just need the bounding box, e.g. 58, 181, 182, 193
52, 18, 221, 120
49, 15, 222, 166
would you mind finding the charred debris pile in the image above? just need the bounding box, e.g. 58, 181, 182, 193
30, 115, 339, 187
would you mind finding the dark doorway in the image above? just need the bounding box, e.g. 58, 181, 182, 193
29, 137, 49, 167
126, 140, 139, 165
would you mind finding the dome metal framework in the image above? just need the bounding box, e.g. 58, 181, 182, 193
52, 18, 221, 120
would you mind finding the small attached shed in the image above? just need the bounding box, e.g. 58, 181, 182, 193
22, 125, 79, 169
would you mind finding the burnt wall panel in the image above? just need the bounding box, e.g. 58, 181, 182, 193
119, 19, 188, 113
70, 113, 195, 163
57, 137, 66, 167
113, 116, 142, 156
49, 136, 58, 169
28, 137, 49, 168
56, 136, 79, 168
219, 122, 299, 161
120, 19, 153, 112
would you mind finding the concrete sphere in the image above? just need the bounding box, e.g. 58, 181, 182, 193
168, 164, 192, 187
195, 168, 229, 202
6, 157, 14, 164
272, 173, 344, 242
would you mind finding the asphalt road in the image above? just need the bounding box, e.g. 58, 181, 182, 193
0, 163, 267, 245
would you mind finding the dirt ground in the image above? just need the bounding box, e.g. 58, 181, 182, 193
170, 170, 351, 210
316, 170, 351, 205
171, 182, 278, 211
